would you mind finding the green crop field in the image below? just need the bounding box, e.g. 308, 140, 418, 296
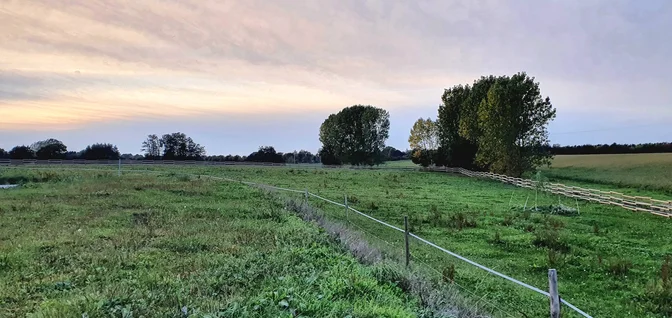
0, 170, 441, 318
2, 165, 671, 318
542, 153, 672, 197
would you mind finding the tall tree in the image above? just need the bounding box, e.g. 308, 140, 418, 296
319, 105, 390, 166
408, 118, 439, 151
81, 143, 121, 160
9, 146, 35, 159
437, 85, 479, 168
160, 132, 205, 160
141, 134, 163, 159
476, 73, 556, 176
31, 139, 67, 160
0, 148, 7, 159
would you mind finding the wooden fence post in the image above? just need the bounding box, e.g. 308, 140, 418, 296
404, 216, 410, 268
344, 195, 349, 221
304, 189, 308, 203
549, 269, 560, 318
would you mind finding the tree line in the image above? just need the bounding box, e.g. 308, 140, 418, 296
0, 139, 121, 160
0, 132, 409, 163
548, 143, 672, 155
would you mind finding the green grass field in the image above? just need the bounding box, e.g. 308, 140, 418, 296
0, 170, 436, 318
2, 165, 671, 317
543, 153, 672, 197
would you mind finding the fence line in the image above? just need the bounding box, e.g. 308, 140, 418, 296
434, 167, 672, 218
1, 164, 593, 317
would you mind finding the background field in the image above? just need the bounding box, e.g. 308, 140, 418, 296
542, 153, 672, 197
0, 171, 430, 318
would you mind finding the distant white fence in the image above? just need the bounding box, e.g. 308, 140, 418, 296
432, 167, 672, 218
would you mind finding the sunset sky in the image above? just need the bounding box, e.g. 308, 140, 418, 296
1, 0, 671, 155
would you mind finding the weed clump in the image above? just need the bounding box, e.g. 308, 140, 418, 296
532, 217, 569, 253
607, 258, 633, 277
448, 212, 477, 230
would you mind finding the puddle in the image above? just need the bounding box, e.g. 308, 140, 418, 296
0, 185, 18, 189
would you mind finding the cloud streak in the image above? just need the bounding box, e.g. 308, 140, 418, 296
1, 0, 671, 152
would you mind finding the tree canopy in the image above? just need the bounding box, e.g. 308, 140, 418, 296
9, 146, 35, 159
81, 143, 121, 160
141, 134, 163, 159
319, 105, 390, 166
247, 146, 284, 163
31, 138, 67, 160
431, 72, 556, 176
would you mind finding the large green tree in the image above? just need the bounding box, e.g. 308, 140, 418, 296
319, 105, 390, 166
433, 72, 555, 176
476, 73, 555, 176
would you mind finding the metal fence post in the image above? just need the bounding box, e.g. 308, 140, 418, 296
549, 269, 560, 318
404, 216, 410, 268
304, 189, 308, 203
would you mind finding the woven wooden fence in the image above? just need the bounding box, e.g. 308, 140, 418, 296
433, 167, 672, 218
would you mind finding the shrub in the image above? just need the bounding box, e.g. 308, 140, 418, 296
532, 227, 570, 253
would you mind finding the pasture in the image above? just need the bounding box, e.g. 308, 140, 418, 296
543, 153, 672, 197
0, 171, 430, 318
2, 165, 672, 317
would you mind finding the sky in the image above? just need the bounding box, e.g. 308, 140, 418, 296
1, 0, 671, 155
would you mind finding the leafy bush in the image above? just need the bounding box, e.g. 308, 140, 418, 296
532, 226, 570, 253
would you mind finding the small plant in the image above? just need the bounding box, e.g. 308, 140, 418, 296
408, 214, 424, 232
429, 205, 443, 227
524, 224, 535, 233
548, 248, 561, 267
348, 195, 360, 204
367, 201, 379, 211
490, 231, 505, 245
593, 224, 600, 235
608, 258, 632, 277
448, 212, 477, 231
532, 226, 570, 253
442, 264, 456, 284
598, 255, 603, 265
501, 215, 514, 226
662, 255, 670, 286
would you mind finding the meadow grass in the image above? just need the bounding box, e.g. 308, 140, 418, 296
0, 170, 431, 318
110, 164, 672, 318
542, 153, 672, 197
3, 166, 672, 317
